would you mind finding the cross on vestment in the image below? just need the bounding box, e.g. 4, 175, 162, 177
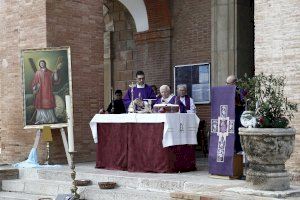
211, 105, 235, 162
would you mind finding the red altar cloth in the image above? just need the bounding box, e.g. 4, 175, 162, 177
96, 123, 196, 173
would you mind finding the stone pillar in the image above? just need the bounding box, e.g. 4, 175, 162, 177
211, 0, 237, 86
103, 4, 114, 108
254, 0, 300, 182
211, 0, 254, 86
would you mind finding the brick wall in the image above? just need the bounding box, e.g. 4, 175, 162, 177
171, 0, 211, 124
105, 0, 137, 94
144, 0, 171, 30
134, 0, 172, 89
0, 0, 213, 164
0, 1, 47, 164
107, 0, 172, 93
254, 0, 300, 173
46, 0, 103, 163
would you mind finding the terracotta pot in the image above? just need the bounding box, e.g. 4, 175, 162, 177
239, 128, 295, 191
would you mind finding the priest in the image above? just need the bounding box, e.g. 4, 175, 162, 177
123, 71, 156, 112
176, 84, 196, 113
226, 75, 245, 153
155, 85, 176, 104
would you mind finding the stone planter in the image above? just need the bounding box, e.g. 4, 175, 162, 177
239, 128, 295, 191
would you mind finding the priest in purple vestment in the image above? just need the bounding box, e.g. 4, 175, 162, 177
123, 71, 156, 112
176, 84, 196, 113
154, 85, 176, 104
226, 75, 245, 153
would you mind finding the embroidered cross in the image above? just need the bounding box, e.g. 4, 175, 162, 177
180, 123, 184, 132
211, 105, 235, 162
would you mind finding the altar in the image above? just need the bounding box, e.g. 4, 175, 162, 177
90, 113, 200, 173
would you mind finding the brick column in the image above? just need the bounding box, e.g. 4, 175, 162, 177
46, 0, 104, 163
254, 0, 300, 181
0, 0, 48, 164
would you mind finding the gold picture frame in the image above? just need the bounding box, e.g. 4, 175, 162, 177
21, 47, 72, 129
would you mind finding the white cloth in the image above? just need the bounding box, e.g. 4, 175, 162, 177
89, 113, 200, 147
136, 84, 145, 88
161, 94, 174, 104
180, 96, 196, 113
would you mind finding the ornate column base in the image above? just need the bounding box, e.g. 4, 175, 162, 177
247, 169, 290, 191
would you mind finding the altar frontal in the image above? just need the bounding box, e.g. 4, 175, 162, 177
209, 86, 236, 176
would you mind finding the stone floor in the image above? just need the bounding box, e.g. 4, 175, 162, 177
0, 158, 300, 200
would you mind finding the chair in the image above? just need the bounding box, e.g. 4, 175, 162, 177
197, 120, 208, 157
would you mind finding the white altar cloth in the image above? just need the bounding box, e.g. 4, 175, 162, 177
89, 113, 200, 147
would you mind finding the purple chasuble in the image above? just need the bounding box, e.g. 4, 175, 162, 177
176, 95, 191, 110
209, 85, 236, 176
154, 95, 176, 104
123, 84, 156, 111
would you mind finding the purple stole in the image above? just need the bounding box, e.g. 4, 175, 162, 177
155, 96, 176, 104
209, 86, 236, 176
176, 95, 191, 110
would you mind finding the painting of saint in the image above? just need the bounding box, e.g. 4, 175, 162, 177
211, 119, 218, 133
22, 47, 72, 128
219, 119, 228, 133
220, 105, 227, 118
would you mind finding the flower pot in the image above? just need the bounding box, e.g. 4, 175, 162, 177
239, 128, 295, 191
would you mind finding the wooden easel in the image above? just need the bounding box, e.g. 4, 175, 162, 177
33, 126, 71, 166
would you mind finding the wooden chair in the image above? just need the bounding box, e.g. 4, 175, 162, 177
197, 120, 208, 157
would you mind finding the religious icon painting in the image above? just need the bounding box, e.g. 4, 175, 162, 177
218, 119, 228, 134
220, 105, 228, 118
21, 47, 72, 129
211, 119, 218, 133
228, 120, 235, 133
217, 135, 226, 162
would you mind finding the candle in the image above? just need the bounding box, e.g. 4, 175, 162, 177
65, 95, 74, 152
111, 87, 114, 107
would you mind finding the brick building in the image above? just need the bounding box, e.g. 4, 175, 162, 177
0, 0, 299, 180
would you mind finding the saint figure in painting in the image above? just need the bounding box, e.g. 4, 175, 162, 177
31, 60, 61, 124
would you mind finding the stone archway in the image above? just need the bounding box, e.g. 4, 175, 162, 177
103, 4, 114, 108
117, 0, 149, 32
103, 0, 139, 108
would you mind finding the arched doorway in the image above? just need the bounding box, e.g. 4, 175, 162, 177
103, 0, 146, 108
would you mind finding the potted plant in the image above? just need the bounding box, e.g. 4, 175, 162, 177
237, 73, 298, 191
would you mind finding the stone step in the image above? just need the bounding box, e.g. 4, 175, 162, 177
0, 191, 54, 200
2, 179, 70, 196
17, 166, 245, 193
1, 179, 170, 200
79, 186, 170, 200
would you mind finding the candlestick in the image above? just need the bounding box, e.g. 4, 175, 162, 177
69, 151, 80, 199
45, 141, 51, 165
111, 87, 114, 111
65, 95, 74, 152
128, 82, 135, 113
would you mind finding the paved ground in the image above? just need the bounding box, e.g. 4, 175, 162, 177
0, 157, 300, 199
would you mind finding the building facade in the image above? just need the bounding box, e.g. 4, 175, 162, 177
0, 0, 299, 180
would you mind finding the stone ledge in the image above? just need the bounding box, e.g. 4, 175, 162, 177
0, 168, 19, 180
170, 192, 217, 200
225, 186, 300, 198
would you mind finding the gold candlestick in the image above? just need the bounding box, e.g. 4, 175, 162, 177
69, 151, 80, 199
111, 87, 114, 113
44, 141, 51, 165
128, 82, 136, 113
